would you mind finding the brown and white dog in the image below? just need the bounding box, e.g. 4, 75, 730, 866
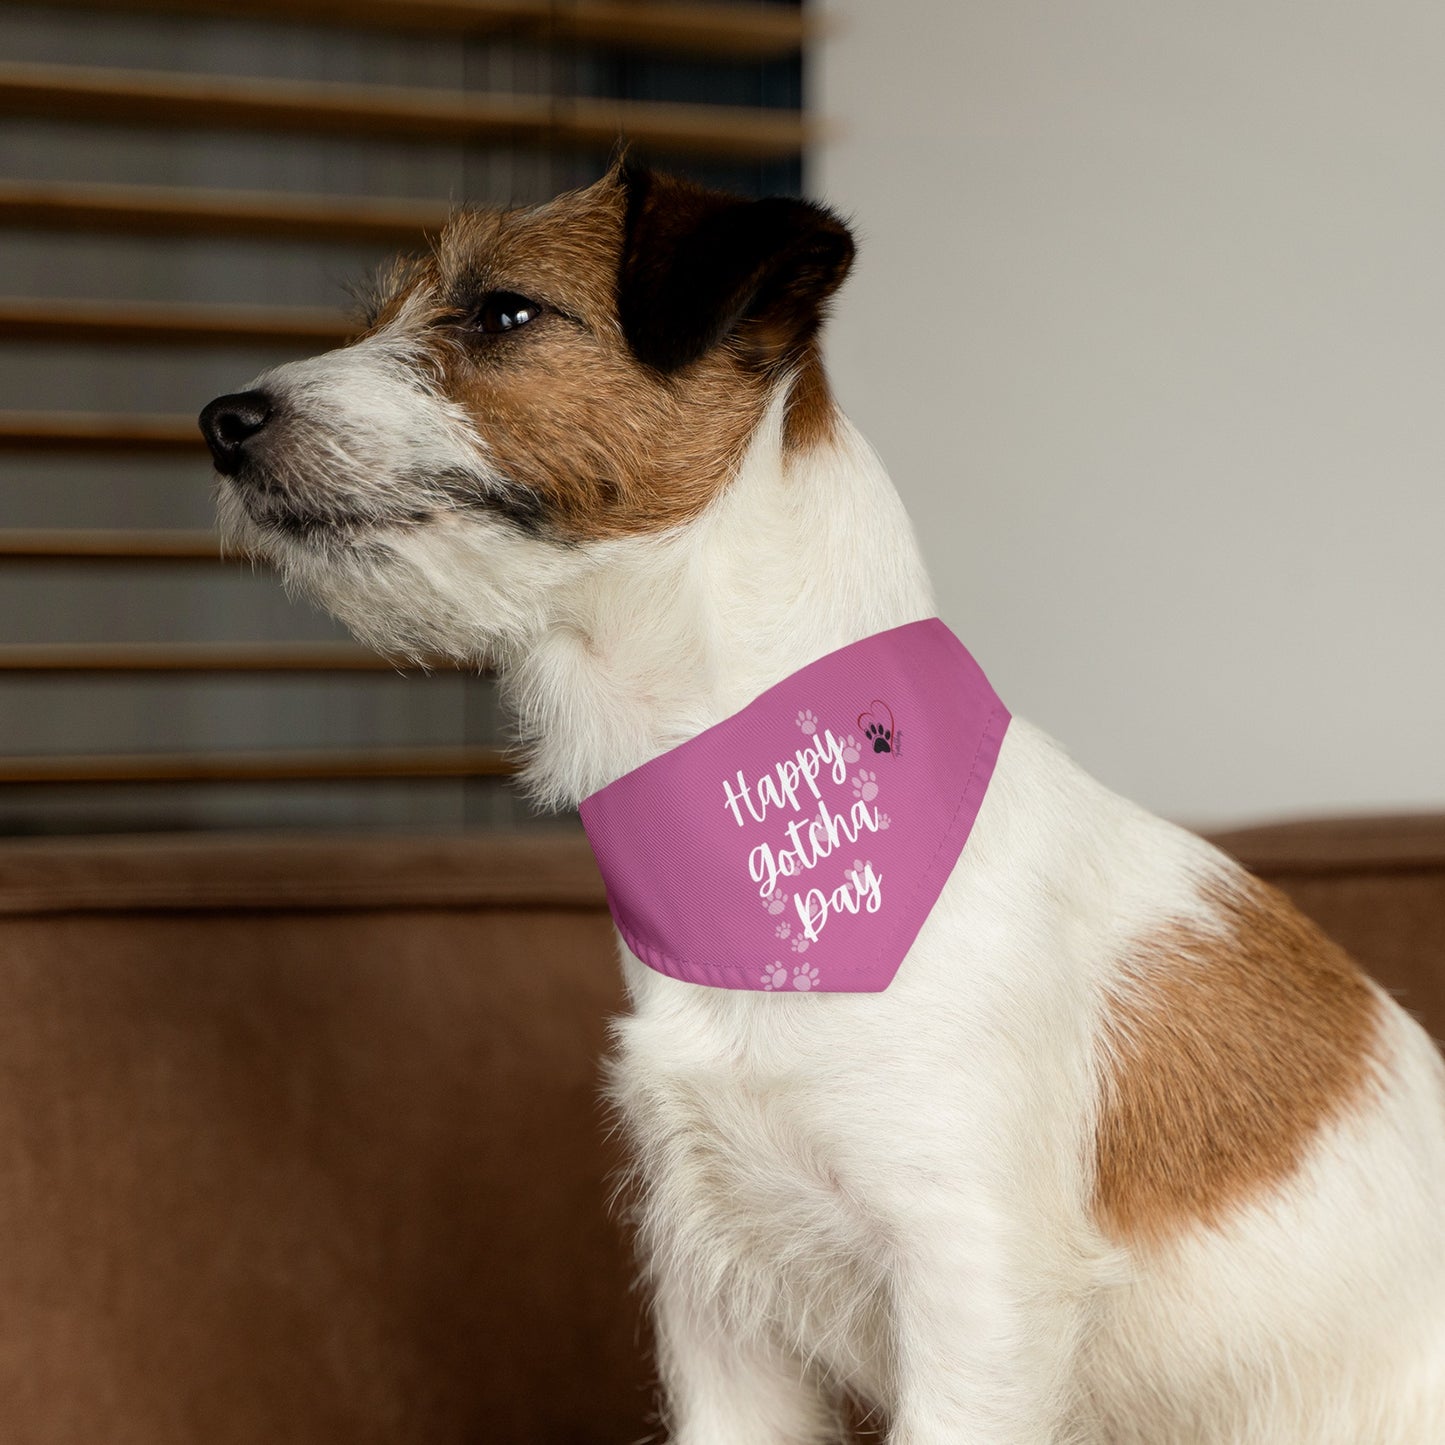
201, 162, 1445, 1444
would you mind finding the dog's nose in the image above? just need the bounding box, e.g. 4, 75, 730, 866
199, 390, 273, 475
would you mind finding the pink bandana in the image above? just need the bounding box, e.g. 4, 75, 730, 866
578, 619, 1010, 993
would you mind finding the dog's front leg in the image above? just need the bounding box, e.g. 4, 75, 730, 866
653, 1272, 843, 1445
883, 1205, 1089, 1445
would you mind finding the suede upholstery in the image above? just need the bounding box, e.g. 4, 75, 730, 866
0, 818, 1440, 1442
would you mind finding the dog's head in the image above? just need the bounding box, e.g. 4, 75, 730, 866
200, 162, 854, 661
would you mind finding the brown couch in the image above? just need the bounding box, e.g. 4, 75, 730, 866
0, 817, 1441, 1443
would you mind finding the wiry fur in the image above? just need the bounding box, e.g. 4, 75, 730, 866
206, 169, 1445, 1444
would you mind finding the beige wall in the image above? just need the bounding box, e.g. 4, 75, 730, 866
814, 0, 1445, 827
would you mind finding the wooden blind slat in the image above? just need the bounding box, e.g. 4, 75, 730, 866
0, 297, 352, 348
553, 0, 811, 58
0, 61, 813, 161
0, 745, 513, 783
0, 0, 810, 59
0, 529, 223, 560
0, 180, 448, 244
0, 412, 201, 452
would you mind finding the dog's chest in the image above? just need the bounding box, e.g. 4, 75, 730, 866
613, 986, 893, 1388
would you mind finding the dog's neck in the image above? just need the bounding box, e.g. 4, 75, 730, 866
504, 393, 937, 809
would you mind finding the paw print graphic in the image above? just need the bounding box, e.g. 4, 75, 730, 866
846, 858, 871, 888
790, 935, 810, 954
760, 962, 789, 991
774, 921, 792, 940
796, 708, 818, 736
875, 812, 891, 831
793, 964, 820, 992
865, 722, 892, 754
841, 734, 862, 765
763, 887, 787, 915
852, 770, 879, 803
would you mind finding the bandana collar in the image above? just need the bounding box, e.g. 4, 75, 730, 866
578, 619, 1010, 993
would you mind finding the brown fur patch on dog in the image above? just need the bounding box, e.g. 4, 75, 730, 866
1093, 872, 1382, 1247
368, 177, 772, 541
359, 169, 852, 540
782, 343, 840, 454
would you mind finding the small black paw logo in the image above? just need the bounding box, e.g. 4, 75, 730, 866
865, 722, 892, 754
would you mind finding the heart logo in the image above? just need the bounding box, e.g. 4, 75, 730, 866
856, 699, 898, 756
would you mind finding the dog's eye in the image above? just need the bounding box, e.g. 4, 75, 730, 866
471, 291, 543, 335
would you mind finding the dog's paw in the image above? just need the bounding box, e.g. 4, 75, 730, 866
845, 859, 871, 888
790, 935, 810, 953
792, 964, 820, 991
796, 708, 818, 735
852, 769, 879, 803
760, 962, 790, 991
774, 921, 792, 940
875, 812, 891, 831
763, 887, 787, 915
841, 734, 862, 764
865, 722, 892, 753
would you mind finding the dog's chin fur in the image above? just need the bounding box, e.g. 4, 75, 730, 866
217, 478, 568, 671
205, 169, 1445, 1444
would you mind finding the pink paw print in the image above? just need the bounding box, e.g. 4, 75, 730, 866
763, 887, 787, 915
853, 770, 879, 803
876, 812, 891, 831
793, 964, 820, 992
841, 734, 862, 765
796, 708, 818, 736
774, 921, 792, 940
846, 858, 871, 888
790, 935, 810, 954
760, 962, 789, 991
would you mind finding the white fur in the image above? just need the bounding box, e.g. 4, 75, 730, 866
221, 344, 1445, 1444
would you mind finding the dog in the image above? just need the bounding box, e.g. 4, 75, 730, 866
200, 161, 1445, 1443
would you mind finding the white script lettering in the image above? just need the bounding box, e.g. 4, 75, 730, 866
749, 797, 880, 899
722, 729, 849, 826
795, 862, 884, 942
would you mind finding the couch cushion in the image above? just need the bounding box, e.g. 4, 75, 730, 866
0, 830, 647, 1445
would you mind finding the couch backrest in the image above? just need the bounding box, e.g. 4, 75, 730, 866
0, 832, 644, 1445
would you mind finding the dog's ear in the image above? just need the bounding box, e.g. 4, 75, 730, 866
616, 162, 855, 375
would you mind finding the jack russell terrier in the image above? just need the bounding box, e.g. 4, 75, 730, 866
200, 161, 1445, 1444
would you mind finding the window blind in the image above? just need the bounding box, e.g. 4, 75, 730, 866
0, 0, 808, 834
